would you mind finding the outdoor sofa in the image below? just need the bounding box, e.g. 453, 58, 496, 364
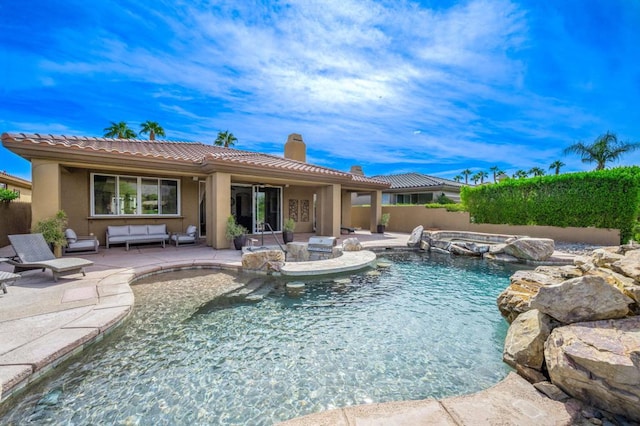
106, 224, 169, 250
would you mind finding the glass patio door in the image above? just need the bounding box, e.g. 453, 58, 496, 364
252, 186, 282, 233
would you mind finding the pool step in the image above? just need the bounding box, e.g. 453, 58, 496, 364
227, 278, 275, 301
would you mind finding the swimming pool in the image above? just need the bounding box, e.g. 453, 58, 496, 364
0, 251, 517, 424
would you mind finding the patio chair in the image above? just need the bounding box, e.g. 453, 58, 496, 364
170, 225, 198, 247
63, 228, 99, 254
7, 233, 94, 281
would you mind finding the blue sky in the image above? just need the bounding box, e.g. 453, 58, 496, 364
2, 0, 639, 182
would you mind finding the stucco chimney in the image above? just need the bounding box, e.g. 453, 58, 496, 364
350, 165, 364, 175
284, 133, 306, 162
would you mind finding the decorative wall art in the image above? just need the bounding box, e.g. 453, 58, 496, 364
288, 199, 299, 221
301, 199, 310, 222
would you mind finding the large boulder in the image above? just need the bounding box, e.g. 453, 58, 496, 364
587, 267, 640, 305
342, 237, 362, 252
449, 243, 481, 256
611, 248, 640, 281
503, 309, 556, 371
242, 250, 285, 272
406, 225, 423, 247
544, 316, 640, 422
483, 252, 519, 263
504, 237, 555, 261
591, 248, 624, 268
530, 276, 632, 324
496, 270, 565, 323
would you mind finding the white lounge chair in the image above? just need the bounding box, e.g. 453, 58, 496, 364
170, 225, 198, 247
7, 233, 94, 281
63, 228, 99, 254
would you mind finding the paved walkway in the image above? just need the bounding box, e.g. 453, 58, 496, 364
0, 231, 582, 424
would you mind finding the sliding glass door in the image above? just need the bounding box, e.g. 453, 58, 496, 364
231, 184, 282, 234
253, 186, 281, 233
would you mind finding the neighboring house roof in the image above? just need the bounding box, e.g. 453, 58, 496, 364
371, 172, 464, 192
0, 170, 31, 188
1, 133, 389, 189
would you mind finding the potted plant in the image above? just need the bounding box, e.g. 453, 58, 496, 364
283, 218, 296, 243
225, 215, 247, 250
377, 212, 390, 234
32, 210, 68, 257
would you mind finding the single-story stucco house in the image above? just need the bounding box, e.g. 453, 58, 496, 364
1, 132, 390, 249
0, 171, 32, 202
352, 172, 464, 205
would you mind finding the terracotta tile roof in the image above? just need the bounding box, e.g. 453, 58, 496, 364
2, 133, 389, 187
371, 172, 464, 189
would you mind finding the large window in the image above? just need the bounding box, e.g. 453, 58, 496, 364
395, 193, 433, 205
91, 173, 180, 216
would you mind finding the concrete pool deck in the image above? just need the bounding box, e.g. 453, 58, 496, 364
0, 231, 582, 424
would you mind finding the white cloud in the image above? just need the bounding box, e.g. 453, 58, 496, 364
7, 0, 634, 178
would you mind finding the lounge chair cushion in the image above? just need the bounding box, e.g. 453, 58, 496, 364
65, 228, 78, 243
186, 225, 197, 236
68, 239, 98, 250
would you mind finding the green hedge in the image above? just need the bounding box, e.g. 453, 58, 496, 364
460, 167, 640, 243
424, 203, 467, 212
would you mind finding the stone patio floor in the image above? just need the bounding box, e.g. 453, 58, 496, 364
0, 231, 583, 424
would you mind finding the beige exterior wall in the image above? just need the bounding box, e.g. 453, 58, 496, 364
352, 205, 620, 245
283, 186, 314, 233
316, 184, 341, 236
341, 190, 352, 227
31, 159, 61, 225
369, 190, 382, 233
207, 172, 231, 249
59, 170, 200, 247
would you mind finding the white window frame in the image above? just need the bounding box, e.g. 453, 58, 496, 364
90, 173, 181, 217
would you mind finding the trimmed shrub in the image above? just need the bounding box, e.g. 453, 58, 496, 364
461, 167, 640, 243
0, 188, 19, 202
425, 203, 467, 212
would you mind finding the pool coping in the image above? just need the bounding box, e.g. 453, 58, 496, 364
280, 250, 378, 276
0, 237, 582, 424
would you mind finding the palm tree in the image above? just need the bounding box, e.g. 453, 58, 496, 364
529, 167, 546, 177
453, 175, 463, 182
563, 131, 640, 170
478, 171, 489, 184
489, 166, 502, 183
140, 121, 165, 141
461, 169, 472, 185
549, 160, 565, 175
471, 172, 482, 185
513, 170, 528, 179
104, 121, 137, 139
214, 130, 237, 147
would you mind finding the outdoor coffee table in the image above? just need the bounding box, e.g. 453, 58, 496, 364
0, 258, 20, 294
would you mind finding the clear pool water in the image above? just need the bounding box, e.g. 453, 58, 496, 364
0, 252, 517, 425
